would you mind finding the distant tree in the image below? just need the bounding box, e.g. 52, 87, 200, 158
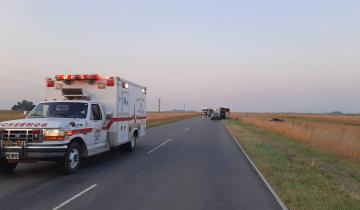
11, 100, 36, 111
329, 111, 344, 115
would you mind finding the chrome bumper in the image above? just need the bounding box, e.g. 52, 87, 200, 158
0, 143, 68, 159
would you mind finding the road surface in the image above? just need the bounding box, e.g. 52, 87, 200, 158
0, 117, 283, 210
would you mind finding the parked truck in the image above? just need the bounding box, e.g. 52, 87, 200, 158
219, 107, 230, 119
0, 74, 147, 174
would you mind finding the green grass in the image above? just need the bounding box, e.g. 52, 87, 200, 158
224, 119, 360, 210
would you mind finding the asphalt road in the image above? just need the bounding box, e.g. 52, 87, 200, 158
0, 117, 283, 210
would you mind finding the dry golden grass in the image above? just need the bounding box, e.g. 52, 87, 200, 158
262, 113, 360, 126
232, 113, 360, 161
0, 112, 23, 121
147, 112, 200, 127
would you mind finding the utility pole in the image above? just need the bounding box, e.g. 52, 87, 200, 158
158, 98, 161, 113
184, 104, 186, 112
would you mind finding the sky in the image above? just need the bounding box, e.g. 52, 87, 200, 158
0, 0, 359, 113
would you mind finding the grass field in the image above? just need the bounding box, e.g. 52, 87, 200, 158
0, 111, 200, 128
224, 119, 360, 210
0, 112, 23, 121
231, 113, 360, 161
147, 112, 200, 128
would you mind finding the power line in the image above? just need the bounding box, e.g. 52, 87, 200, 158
0, 76, 42, 88
0, 65, 43, 78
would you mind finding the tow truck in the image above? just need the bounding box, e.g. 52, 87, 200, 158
0, 74, 147, 174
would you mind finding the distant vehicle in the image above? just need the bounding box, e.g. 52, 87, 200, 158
210, 112, 221, 120
201, 108, 214, 118
219, 107, 230, 119
201, 108, 209, 117
0, 74, 147, 174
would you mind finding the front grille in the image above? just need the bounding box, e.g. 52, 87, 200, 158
3, 130, 34, 142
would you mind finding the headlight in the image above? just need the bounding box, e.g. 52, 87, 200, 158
44, 129, 66, 141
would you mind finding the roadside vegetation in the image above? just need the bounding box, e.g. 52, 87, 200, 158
0, 111, 23, 121
231, 113, 360, 160
0, 111, 200, 128
224, 119, 360, 210
147, 112, 200, 128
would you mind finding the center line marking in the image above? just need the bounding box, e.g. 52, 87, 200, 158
52, 184, 98, 210
148, 139, 173, 154
184, 128, 190, 132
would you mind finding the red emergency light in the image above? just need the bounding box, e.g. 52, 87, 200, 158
106, 79, 115, 86
46, 79, 55, 87
82, 74, 99, 80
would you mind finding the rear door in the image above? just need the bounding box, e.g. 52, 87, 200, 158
121, 91, 129, 113
117, 91, 129, 144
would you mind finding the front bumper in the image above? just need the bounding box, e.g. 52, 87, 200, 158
0, 143, 68, 159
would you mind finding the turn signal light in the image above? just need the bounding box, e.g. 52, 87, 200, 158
44, 136, 65, 141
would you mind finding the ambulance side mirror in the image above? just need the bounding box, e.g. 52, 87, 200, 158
23, 111, 28, 118
106, 112, 113, 120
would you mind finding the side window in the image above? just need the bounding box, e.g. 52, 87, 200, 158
90, 104, 103, 121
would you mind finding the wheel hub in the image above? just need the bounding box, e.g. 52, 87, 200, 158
69, 148, 79, 169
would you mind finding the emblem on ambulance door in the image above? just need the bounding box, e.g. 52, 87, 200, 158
94, 127, 101, 143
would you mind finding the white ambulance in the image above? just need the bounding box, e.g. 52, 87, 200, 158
0, 74, 147, 174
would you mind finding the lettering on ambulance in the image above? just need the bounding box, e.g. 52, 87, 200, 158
93, 127, 102, 143
0, 122, 48, 128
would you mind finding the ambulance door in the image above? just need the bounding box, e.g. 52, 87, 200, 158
88, 104, 107, 150
118, 91, 129, 144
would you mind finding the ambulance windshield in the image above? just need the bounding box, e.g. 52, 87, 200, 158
28, 102, 88, 119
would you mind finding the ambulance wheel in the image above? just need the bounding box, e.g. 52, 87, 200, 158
0, 159, 17, 174
62, 142, 82, 174
126, 134, 137, 152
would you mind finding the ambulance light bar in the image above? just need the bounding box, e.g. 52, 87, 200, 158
55, 74, 99, 81
47, 75, 122, 89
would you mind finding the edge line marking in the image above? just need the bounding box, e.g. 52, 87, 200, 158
221, 122, 288, 210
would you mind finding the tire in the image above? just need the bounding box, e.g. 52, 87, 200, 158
0, 159, 17, 174
125, 134, 137, 152
62, 142, 82, 174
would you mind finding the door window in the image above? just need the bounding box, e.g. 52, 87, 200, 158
90, 104, 103, 121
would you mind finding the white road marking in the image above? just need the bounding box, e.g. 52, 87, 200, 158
52, 184, 98, 210
184, 128, 190, 132
147, 139, 173, 154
